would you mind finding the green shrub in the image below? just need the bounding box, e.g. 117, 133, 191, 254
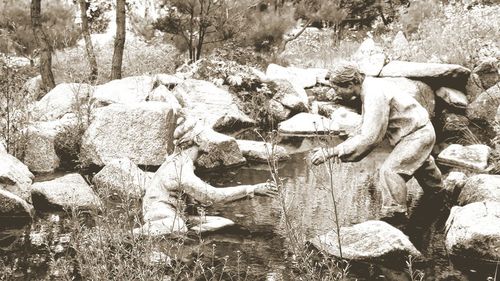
244, 7, 295, 52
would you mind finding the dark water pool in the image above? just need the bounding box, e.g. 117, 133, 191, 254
0, 138, 497, 280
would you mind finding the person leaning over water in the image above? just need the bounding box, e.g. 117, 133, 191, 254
311, 62, 445, 222
137, 114, 278, 235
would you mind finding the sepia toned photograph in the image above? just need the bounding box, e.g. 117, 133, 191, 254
0, 0, 499, 280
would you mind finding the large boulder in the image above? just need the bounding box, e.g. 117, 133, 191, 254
193, 128, 246, 169
271, 79, 309, 113
380, 61, 470, 79
466, 82, 500, 127
265, 64, 325, 89
352, 38, 387, 76
445, 201, 500, 261
458, 174, 500, 205
80, 102, 176, 166
31, 173, 101, 211
310, 220, 421, 260
0, 152, 34, 202
23, 114, 79, 173
236, 140, 289, 163
0, 189, 34, 219
92, 158, 148, 199
153, 73, 184, 89
278, 113, 341, 136
437, 144, 491, 172
436, 87, 468, 109
93, 75, 155, 105
32, 83, 94, 121
172, 79, 255, 131
391, 31, 410, 59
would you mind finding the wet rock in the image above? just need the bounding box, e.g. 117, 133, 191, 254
31, 173, 101, 211
92, 158, 149, 199
473, 58, 499, 90
352, 38, 387, 76
271, 79, 309, 113
194, 128, 246, 169
0, 152, 34, 202
466, 82, 500, 127
153, 73, 184, 89
32, 83, 94, 121
379, 77, 435, 116
266, 64, 323, 88
147, 85, 182, 113
172, 79, 255, 131
436, 87, 468, 108
380, 61, 470, 79
23, 114, 79, 173
458, 174, 500, 205
278, 113, 340, 135
236, 140, 289, 163
310, 220, 421, 260
189, 215, 235, 233
445, 201, 500, 261
0, 189, 34, 219
80, 102, 176, 166
93, 75, 155, 105
443, 171, 467, 196
269, 99, 292, 122
437, 144, 491, 172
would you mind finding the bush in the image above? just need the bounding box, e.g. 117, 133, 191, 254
244, 7, 295, 52
0, 0, 80, 59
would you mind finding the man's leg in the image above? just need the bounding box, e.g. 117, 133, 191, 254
413, 155, 444, 194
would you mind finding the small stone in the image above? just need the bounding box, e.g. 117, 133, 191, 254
236, 140, 289, 163
458, 174, 500, 205
436, 87, 468, 108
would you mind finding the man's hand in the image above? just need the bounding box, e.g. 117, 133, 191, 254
252, 182, 278, 197
311, 147, 338, 165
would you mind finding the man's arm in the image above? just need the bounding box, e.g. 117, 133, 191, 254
335, 89, 390, 161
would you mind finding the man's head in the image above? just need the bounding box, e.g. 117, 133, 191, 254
328, 62, 365, 102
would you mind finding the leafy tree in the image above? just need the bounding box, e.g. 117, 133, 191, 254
111, 0, 126, 80
154, 0, 256, 63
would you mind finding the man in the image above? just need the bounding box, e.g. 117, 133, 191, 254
311, 62, 444, 221
135, 113, 277, 236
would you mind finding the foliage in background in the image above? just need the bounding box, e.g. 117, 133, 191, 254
0, 0, 79, 62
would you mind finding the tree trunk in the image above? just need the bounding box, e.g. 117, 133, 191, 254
78, 0, 98, 83
111, 0, 126, 80
30, 0, 55, 91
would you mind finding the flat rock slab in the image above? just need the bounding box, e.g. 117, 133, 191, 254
0, 152, 34, 202
172, 79, 255, 131
92, 158, 148, 199
380, 61, 470, 79
458, 174, 500, 205
0, 189, 34, 219
310, 220, 421, 261
437, 144, 491, 172
80, 102, 175, 166
31, 173, 101, 211
436, 87, 468, 108
278, 113, 341, 136
32, 83, 94, 121
266, 64, 325, 88
236, 140, 289, 163
445, 201, 500, 261
93, 75, 155, 105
